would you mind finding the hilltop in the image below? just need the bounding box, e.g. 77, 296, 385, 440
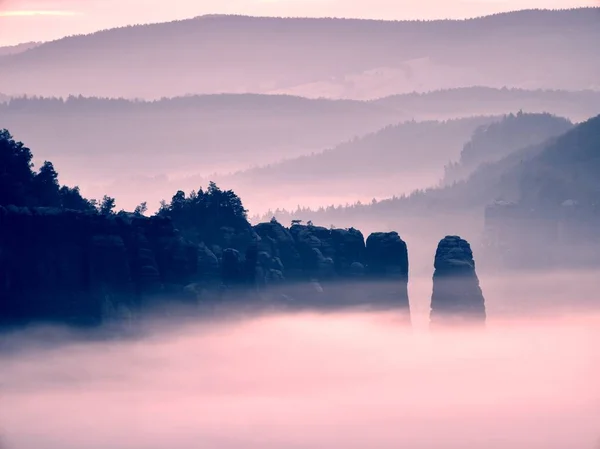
0, 94, 402, 191
373, 87, 600, 122
0, 42, 40, 57
0, 9, 598, 98
193, 116, 500, 211
2, 89, 591, 212
257, 114, 600, 230
442, 111, 573, 185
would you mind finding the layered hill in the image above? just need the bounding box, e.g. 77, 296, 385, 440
189, 116, 500, 212
174, 112, 570, 214
6, 91, 585, 212
411, 114, 600, 211
0, 94, 402, 187
257, 114, 600, 274
0, 9, 598, 98
373, 87, 600, 122
261, 114, 600, 223
0, 42, 40, 57
442, 111, 573, 185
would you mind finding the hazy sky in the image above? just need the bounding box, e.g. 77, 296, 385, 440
0, 0, 598, 46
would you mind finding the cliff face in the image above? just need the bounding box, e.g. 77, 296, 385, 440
253, 223, 410, 320
0, 210, 411, 326
365, 232, 410, 317
430, 236, 486, 327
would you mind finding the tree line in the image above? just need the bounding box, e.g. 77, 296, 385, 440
0, 129, 248, 227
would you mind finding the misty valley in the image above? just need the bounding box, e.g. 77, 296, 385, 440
1, 5, 600, 449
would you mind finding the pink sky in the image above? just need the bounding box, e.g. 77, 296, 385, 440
0, 0, 598, 46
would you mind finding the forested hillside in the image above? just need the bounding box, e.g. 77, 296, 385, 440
442, 112, 573, 185
257, 114, 600, 224
0, 94, 402, 186
1, 9, 598, 98
373, 87, 600, 122
113, 116, 500, 213
0, 42, 40, 57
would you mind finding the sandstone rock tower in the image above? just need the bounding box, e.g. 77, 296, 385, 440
430, 235, 486, 327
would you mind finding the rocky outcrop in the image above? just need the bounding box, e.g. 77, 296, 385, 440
254, 222, 368, 284
259, 225, 410, 317
365, 232, 410, 320
330, 227, 367, 276
254, 219, 302, 278
0, 208, 413, 326
430, 235, 486, 327
365, 232, 409, 280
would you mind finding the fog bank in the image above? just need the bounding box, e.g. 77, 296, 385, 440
1, 271, 600, 449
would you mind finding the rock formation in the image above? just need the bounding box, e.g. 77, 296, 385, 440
0, 208, 413, 327
365, 232, 410, 321
252, 223, 410, 313
0, 129, 413, 327
430, 235, 486, 327
365, 232, 409, 280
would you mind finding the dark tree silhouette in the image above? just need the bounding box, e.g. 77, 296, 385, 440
98, 195, 116, 215
0, 129, 34, 207
134, 202, 148, 216
157, 182, 249, 244
0, 129, 96, 211
58, 186, 96, 211
32, 161, 61, 207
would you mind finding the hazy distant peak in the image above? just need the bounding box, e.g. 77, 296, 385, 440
0, 8, 597, 100
0, 41, 41, 56
193, 14, 234, 19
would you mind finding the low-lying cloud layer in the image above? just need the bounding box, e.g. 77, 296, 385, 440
1, 271, 600, 449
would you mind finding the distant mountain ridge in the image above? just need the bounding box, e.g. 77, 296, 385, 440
373, 87, 600, 122
0, 8, 598, 98
0, 93, 404, 192
2, 91, 589, 212
1, 93, 395, 114
6, 86, 597, 120
442, 111, 573, 185
0, 42, 41, 57
258, 113, 600, 225
165, 112, 575, 215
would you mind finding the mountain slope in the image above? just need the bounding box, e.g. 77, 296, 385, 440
431, 113, 600, 209
0, 42, 40, 57
257, 114, 600, 224
518, 114, 600, 206
159, 116, 500, 213
442, 111, 573, 185
0, 9, 598, 98
253, 115, 600, 275
373, 87, 600, 122
218, 112, 570, 212
0, 94, 403, 186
